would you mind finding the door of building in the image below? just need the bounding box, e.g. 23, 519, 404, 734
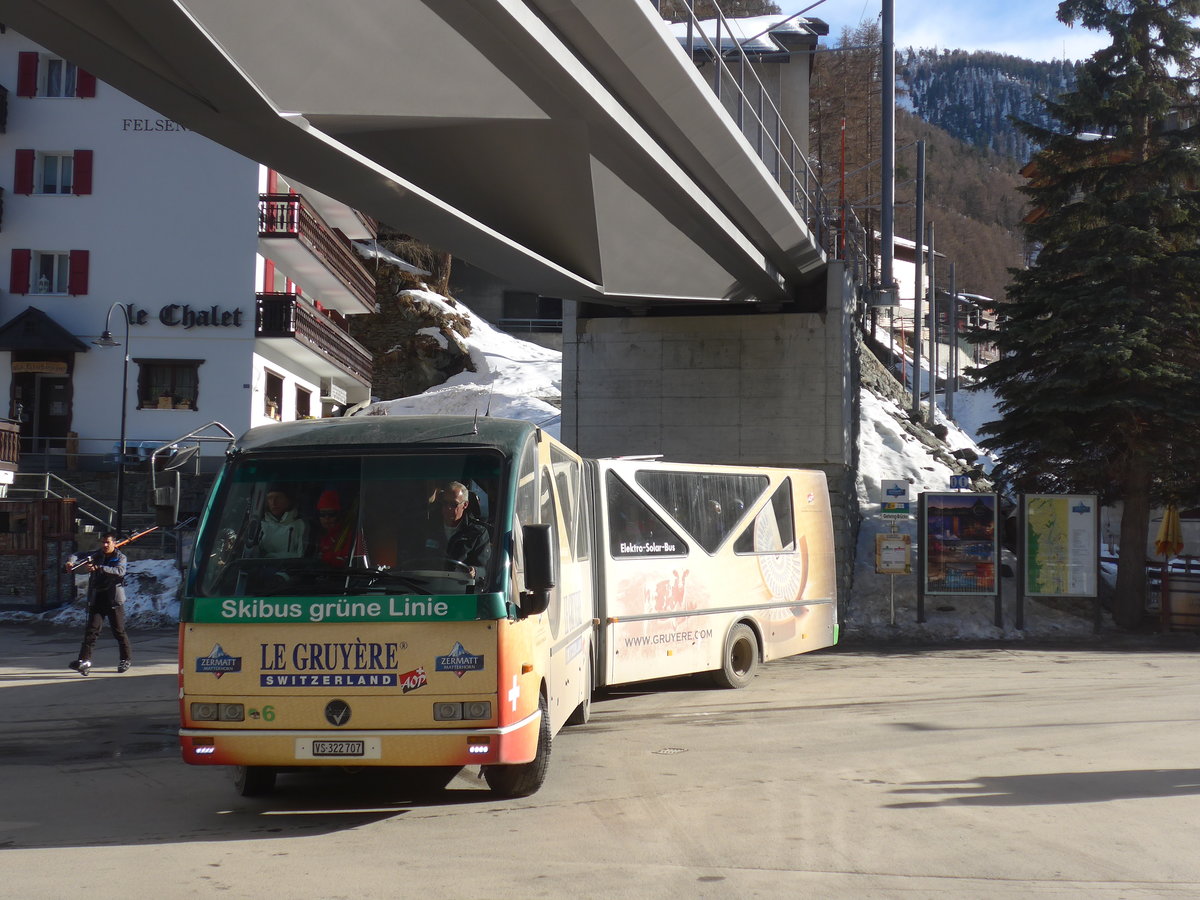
12, 371, 72, 451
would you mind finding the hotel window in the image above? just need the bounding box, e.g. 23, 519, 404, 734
135, 359, 201, 410
33, 251, 70, 294
13, 149, 92, 195
295, 386, 312, 419
40, 153, 73, 194
9, 249, 88, 295
44, 58, 76, 97
264, 370, 283, 420
16, 52, 96, 98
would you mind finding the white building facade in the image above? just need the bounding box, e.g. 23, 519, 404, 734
0, 30, 376, 468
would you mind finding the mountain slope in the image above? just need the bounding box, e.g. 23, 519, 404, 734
899, 49, 1080, 161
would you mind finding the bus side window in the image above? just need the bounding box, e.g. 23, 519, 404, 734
636, 470, 767, 554
734, 479, 796, 554
606, 472, 686, 557
515, 440, 538, 528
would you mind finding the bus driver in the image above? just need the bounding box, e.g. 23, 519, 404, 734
422, 481, 490, 586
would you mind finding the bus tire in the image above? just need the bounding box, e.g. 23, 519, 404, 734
711, 623, 759, 689
483, 692, 551, 798
232, 765, 276, 797
565, 654, 592, 726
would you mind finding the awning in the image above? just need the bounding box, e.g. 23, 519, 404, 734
0, 306, 89, 352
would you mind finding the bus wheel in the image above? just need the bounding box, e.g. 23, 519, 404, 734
565, 655, 592, 726
483, 692, 551, 798
232, 765, 276, 797
712, 623, 758, 689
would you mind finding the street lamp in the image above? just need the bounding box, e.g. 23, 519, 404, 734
94, 301, 131, 534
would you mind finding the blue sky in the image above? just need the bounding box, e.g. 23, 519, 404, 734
778, 0, 1112, 61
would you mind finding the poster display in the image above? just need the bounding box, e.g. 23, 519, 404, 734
1023, 494, 1098, 597
875, 533, 912, 574
922, 492, 998, 595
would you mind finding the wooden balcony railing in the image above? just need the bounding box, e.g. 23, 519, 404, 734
258, 193, 376, 310
256, 293, 373, 388
0, 421, 20, 471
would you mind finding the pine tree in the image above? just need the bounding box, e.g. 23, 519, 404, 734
971, 0, 1200, 627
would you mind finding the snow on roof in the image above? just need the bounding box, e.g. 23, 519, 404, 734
669, 14, 821, 53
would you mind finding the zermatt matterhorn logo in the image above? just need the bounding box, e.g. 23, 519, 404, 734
196, 644, 241, 678
435, 642, 484, 678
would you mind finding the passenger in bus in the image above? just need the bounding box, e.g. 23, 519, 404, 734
422, 481, 491, 586
315, 489, 353, 567
258, 483, 308, 558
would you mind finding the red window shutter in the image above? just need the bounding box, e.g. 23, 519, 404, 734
263, 258, 274, 291
266, 169, 279, 193
75, 69, 97, 98
9, 249, 31, 295
72, 150, 93, 194
16, 52, 38, 97
67, 249, 89, 295
14, 150, 35, 194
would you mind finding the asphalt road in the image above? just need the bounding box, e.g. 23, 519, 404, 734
2, 623, 1198, 899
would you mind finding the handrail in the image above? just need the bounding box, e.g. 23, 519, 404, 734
10, 471, 116, 528
674, 4, 873, 281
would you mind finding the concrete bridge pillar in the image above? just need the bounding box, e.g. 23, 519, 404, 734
562, 261, 860, 597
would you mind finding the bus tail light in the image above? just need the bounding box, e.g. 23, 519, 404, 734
191, 702, 245, 722
434, 701, 492, 721
468, 737, 491, 754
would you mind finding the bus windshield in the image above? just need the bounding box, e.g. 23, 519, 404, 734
193, 450, 504, 598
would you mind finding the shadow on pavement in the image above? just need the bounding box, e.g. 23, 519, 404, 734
889, 769, 1200, 807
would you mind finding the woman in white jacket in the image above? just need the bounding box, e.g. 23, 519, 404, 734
258, 484, 308, 558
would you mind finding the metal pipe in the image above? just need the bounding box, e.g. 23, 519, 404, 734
880, 0, 895, 312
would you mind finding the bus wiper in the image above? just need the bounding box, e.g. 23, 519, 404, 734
337, 567, 430, 594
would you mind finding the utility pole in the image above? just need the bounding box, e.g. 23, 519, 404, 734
927, 220, 937, 424
880, 0, 895, 306
948, 262, 957, 420
911, 140, 925, 418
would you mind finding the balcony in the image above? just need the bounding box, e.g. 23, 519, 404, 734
256, 293, 373, 396
258, 193, 377, 314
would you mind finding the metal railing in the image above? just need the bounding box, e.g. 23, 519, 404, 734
258, 193, 376, 310
256, 293, 373, 387
498, 317, 564, 334
9, 472, 116, 529
674, 1, 871, 278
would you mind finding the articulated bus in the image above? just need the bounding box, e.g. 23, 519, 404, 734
180, 416, 837, 797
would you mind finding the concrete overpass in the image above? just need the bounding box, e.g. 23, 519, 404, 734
2, 0, 866, 591
0, 0, 836, 308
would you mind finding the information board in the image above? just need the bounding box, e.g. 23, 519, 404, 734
1022, 494, 1098, 598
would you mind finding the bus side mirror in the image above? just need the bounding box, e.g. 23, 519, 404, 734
520, 523, 557, 617
153, 473, 180, 528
